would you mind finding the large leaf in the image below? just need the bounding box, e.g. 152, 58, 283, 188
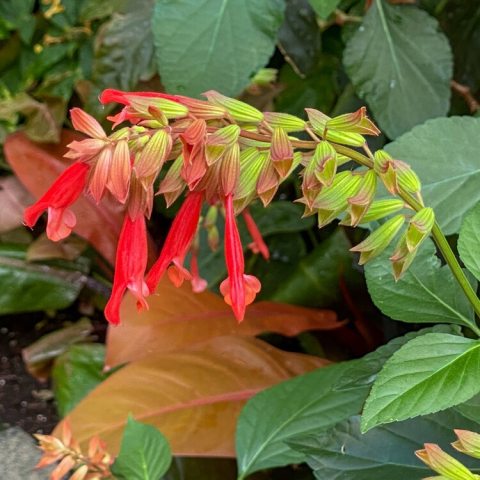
361, 333, 480, 432
458, 204, 480, 281
52, 344, 111, 417
269, 229, 355, 307
112, 417, 172, 480
4, 130, 125, 265
93, 0, 156, 91
343, 1, 452, 138
235, 325, 455, 478
152, 0, 285, 97
290, 412, 480, 480
0, 244, 86, 314
105, 278, 339, 367
365, 239, 475, 328
0, 176, 33, 234
385, 116, 480, 234
55, 336, 327, 456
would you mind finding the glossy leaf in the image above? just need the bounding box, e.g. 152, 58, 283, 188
112, 417, 172, 480
235, 325, 455, 478
365, 239, 475, 328
56, 336, 327, 457
105, 277, 339, 367
52, 344, 111, 417
458, 204, 480, 281
4, 130, 125, 265
361, 333, 480, 432
0, 244, 86, 315
385, 116, 480, 234
269, 229, 355, 307
152, 0, 285, 97
0, 176, 33, 234
343, 1, 452, 138
290, 412, 480, 480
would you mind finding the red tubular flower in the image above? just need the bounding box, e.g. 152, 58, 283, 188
99, 89, 182, 105
104, 214, 149, 325
145, 191, 203, 293
242, 208, 270, 260
24, 162, 89, 241
220, 194, 261, 322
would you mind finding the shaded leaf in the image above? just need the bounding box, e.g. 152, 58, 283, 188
365, 239, 475, 328
105, 277, 339, 367
278, 0, 322, 76
152, 0, 285, 97
112, 417, 171, 480
458, 204, 480, 281
0, 176, 33, 234
26, 233, 88, 262
343, 1, 452, 138
385, 116, 480, 234
52, 344, 111, 417
290, 412, 480, 480
308, 0, 341, 19
270, 229, 355, 307
235, 325, 455, 478
55, 336, 327, 457
4, 130, 125, 265
361, 333, 480, 432
0, 244, 86, 315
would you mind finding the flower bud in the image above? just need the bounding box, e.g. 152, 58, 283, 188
405, 207, 435, 252
340, 198, 405, 225
256, 152, 280, 207
219, 143, 240, 196
203, 90, 263, 123
157, 155, 186, 207
205, 124, 240, 165
350, 214, 405, 265
123, 94, 189, 119
270, 127, 294, 178
453, 430, 480, 459
326, 107, 380, 136
395, 159, 422, 195
345, 169, 377, 226
416, 444, 477, 480
374, 150, 398, 194
135, 129, 172, 178
251, 68, 277, 86
263, 112, 306, 132
235, 148, 265, 202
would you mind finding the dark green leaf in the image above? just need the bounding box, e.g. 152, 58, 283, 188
152, 0, 285, 97
385, 116, 480, 234
365, 239, 475, 328
93, 0, 156, 91
52, 344, 111, 417
290, 411, 480, 480
458, 204, 480, 282
163, 457, 237, 480
270, 229, 354, 307
308, 0, 341, 19
235, 325, 455, 478
343, 1, 452, 138
362, 333, 480, 432
0, 244, 86, 314
455, 394, 480, 423
278, 0, 322, 76
112, 416, 172, 480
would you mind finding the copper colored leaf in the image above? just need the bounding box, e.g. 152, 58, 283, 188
4, 130, 124, 265
26, 233, 88, 262
0, 176, 33, 234
105, 278, 340, 368
55, 335, 327, 457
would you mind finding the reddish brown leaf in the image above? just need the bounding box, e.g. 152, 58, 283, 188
105, 278, 341, 368
56, 336, 328, 457
4, 130, 124, 265
0, 176, 34, 233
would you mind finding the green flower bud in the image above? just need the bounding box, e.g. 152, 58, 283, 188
340, 198, 405, 225
203, 90, 263, 123
345, 169, 377, 226
263, 112, 306, 132
453, 430, 480, 459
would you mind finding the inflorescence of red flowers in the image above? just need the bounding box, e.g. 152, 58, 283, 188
24, 88, 411, 325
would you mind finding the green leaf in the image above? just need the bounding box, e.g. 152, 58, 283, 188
290, 411, 480, 480
0, 244, 85, 314
269, 229, 355, 307
385, 117, 480, 235
278, 0, 322, 76
308, 0, 341, 19
152, 0, 285, 97
164, 457, 237, 480
458, 204, 480, 281
343, 0, 452, 138
112, 417, 172, 480
52, 344, 111, 417
235, 325, 455, 478
365, 239, 475, 328
361, 333, 480, 432
455, 394, 480, 423
93, 0, 156, 91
